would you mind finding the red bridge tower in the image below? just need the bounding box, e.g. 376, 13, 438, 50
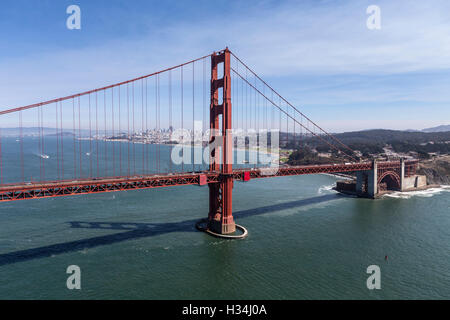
207, 48, 236, 234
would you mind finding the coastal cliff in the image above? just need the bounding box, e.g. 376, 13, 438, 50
417, 155, 450, 185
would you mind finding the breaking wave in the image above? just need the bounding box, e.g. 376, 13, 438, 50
318, 184, 336, 194
383, 186, 450, 199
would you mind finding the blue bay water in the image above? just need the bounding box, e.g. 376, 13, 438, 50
0, 138, 449, 299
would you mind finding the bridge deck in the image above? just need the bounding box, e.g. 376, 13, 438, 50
0, 161, 417, 202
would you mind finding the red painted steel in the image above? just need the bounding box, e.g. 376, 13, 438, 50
0, 160, 419, 202
0, 173, 218, 202
199, 174, 207, 186
208, 48, 236, 234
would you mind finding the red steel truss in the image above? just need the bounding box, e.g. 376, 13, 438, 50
0, 160, 418, 202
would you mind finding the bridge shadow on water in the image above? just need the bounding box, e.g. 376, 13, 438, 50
0, 194, 339, 266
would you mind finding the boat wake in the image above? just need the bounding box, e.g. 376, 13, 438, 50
383, 186, 450, 199
34, 153, 49, 159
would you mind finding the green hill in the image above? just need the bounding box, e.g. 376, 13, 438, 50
285, 129, 450, 160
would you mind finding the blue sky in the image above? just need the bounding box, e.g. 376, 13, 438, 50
1, 0, 449, 132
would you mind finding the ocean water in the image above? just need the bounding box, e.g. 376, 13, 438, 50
0, 138, 449, 299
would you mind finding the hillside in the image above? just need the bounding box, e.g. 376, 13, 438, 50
422, 124, 450, 133
333, 129, 450, 157
332, 129, 450, 144
286, 129, 450, 159
0, 127, 102, 136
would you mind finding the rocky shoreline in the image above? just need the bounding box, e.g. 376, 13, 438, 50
417, 155, 450, 185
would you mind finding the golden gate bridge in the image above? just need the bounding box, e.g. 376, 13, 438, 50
0, 48, 418, 237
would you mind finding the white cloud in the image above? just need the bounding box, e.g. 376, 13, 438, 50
225, 0, 450, 76
1, 0, 449, 132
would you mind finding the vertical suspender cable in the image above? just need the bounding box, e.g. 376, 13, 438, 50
192, 62, 195, 172
181, 66, 184, 172
132, 82, 136, 175
246, 69, 248, 134
145, 78, 148, 174
38, 107, 42, 181
19, 110, 24, 182
112, 87, 115, 177
0, 128, 2, 185
55, 102, 60, 180
42, 106, 45, 180
78, 96, 82, 178
155, 75, 158, 173
60, 101, 64, 179
158, 74, 161, 173
104, 90, 107, 177
241, 64, 244, 133
202, 58, 206, 167
142, 79, 145, 174
127, 84, 130, 176
118, 85, 122, 176
256, 75, 258, 157
89, 93, 92, 178
169, 70, 172, 173
72, 98, 77, 179
96, 92, 99, 177
279, 96, 281, 166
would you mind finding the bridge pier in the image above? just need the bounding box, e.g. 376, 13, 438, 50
355, 171, 366, 195
208, 175, 236, 234
367, 160, 378, 198
355, 160, 378, 198
400, 158, 405, 190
